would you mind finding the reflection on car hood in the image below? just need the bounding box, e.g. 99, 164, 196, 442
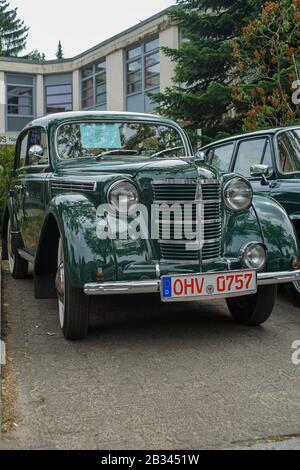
56, 156, 218, 181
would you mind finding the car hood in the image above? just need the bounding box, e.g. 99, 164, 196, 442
56, 156, 218, 182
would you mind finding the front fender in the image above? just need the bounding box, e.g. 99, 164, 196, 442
45, 194, 116, 287
252, 194, 300, 271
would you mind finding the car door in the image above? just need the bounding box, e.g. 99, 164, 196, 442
17, 127, 51, 255
232, 137, 274, 195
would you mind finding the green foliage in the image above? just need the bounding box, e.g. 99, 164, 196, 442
151, 0, 264, 143
232, 0, 300, 131
0, 145, 14, 225
25, 49, 46, 61
0, 0, 28, 56
56, 40, 64, 60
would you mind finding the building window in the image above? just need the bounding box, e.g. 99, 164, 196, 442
44, 74, 73, 114
6, 74, 35, 132
46, 84, 72, 114
126, 37, 160, 113
81, 60, 107, 110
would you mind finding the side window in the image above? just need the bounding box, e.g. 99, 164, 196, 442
234, 138, 272, 177
27, 128, 49, 166
209, 143, 234, 172
19, 133, 29, 168
277, 130, 300, 173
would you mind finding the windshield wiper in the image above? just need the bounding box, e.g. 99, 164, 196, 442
96, 149, 139, 160
150, 146, 184, 158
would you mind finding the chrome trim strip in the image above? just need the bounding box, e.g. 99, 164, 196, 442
152, 179, 219, 185
84, 270, 300, 295
18, 249, 34, 264
257, 270, 300, 285
153, 199, 220, 205
51, 179, 97, 192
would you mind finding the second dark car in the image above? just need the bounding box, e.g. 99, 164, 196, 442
201, 126, 300, 304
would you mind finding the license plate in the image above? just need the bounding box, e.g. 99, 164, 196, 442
161, 270, 257, 302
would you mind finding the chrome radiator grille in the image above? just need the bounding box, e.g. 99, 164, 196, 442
152, 179, 222, 264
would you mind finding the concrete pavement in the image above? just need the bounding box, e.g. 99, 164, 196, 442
1, 261, 300, 450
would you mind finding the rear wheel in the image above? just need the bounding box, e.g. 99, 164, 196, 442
226, 285, 277, 326
55, 237, 89, 340
7, 219, 28, 279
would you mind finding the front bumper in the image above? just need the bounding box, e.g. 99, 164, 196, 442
84, 269, 300, 296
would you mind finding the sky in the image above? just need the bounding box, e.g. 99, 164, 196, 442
9, 0, 175, 59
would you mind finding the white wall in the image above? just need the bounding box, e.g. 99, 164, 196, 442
159, 26, 179, 91
72, 70, 81, 111
36, 74, 44, 117
106, 49, 125, 111
0, 71, 5, 132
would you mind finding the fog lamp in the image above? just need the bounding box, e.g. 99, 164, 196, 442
240, 242, 267, 271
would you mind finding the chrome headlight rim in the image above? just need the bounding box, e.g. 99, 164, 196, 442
107, 179, 139, 213
239, 241, 268, 271
223, 177, 253, 212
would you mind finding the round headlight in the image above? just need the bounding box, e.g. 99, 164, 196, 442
240, 242, 267, 271
108, 180, 139, 213
224, 177, 253, 211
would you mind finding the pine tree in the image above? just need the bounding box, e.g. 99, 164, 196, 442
25, 49, 46, 62
56, 40, 64, 60
151, 0, 264, 144
0, 0, 28, 56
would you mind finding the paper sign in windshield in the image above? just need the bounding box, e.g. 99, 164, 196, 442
81, 123, 122, 149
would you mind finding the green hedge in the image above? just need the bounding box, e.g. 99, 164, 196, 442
0, 145, 15, 227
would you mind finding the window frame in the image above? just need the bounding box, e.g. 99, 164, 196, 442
6, 74, 35, 131
45, 83, 73, 115
54, 119, 192, 162
274, 128, 300, 176
125, 36, 160, 112
81, 59, 107, 111
207, 142, 236, 173
15, 127, 49, 169
232, 136, 275, 178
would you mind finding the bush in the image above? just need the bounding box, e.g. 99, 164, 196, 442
0, 145, 15, 227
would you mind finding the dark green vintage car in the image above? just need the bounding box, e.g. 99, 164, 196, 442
201, 126, 300, 304
2, 112, 300, 340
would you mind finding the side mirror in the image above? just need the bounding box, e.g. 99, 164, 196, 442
194, 150, 206, 163
28, 145, 44, 164
250, 164, 270, 177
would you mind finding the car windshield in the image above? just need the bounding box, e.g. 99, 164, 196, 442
277, 129, 300, 173
56, 121, 187, 160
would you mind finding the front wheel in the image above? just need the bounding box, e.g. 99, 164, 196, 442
226, 285, 277, 326
56, 237, 89, 340
7, 219, 28, 279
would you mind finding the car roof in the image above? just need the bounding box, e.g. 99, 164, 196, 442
23, 111, 177, 131
201, 125, 300, 150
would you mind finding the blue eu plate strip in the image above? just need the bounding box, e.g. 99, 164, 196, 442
162, 277, 172, 298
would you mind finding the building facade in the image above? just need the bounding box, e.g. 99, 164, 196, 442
0, 8, 179, 144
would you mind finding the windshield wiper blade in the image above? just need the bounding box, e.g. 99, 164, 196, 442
96, 149, 139, 160
150, 146, 184, 158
